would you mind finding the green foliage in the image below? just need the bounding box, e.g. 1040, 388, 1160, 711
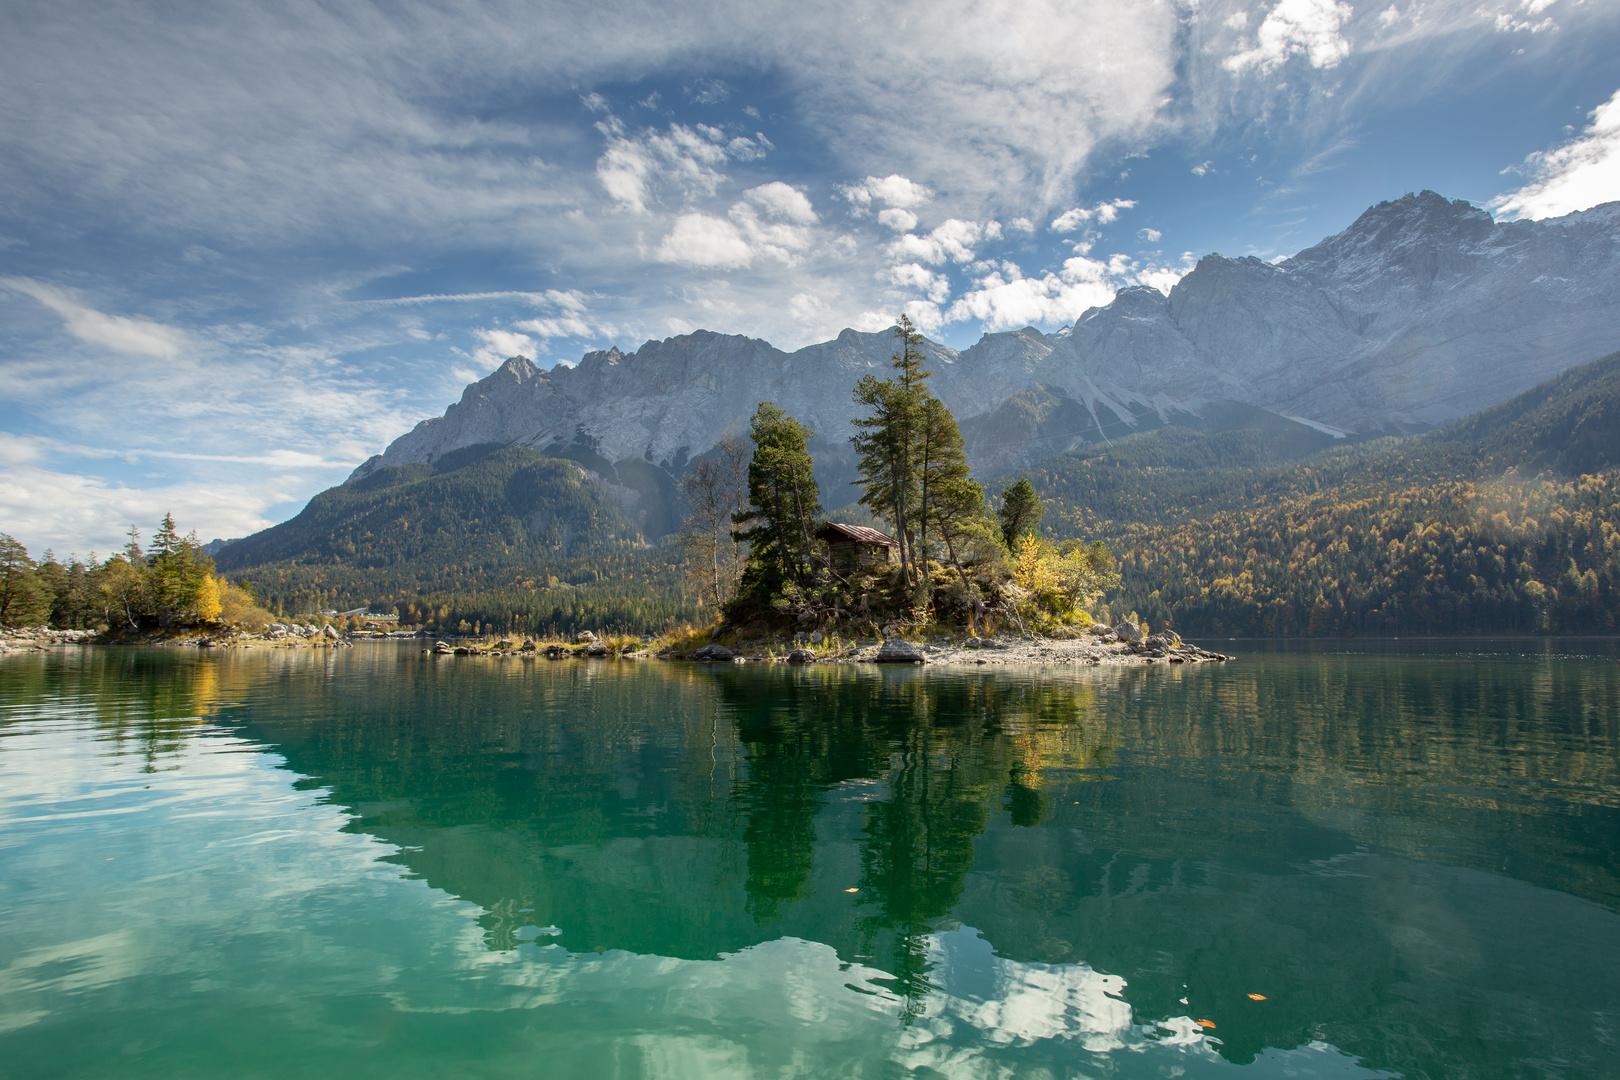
0, 534, 50, 626
0, 519, 239, 631
851, 316, 934, 589
1009, 535, 1120, 631
207, 444, 696, 635
997, 477, 1043, 549
728, 402, 825, 619
147, 514, 215, 626
1014, 347, 1620, 636
216, 444, 635, 572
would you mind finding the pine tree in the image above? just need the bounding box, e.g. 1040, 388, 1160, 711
0, 534, 49, 627
919, 396, 992, 595
144, 514, 216, 626
851, 315, 932, 589
998, 478, 1044, 549
730, 403, 824, 616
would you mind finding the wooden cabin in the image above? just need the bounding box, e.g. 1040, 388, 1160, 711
817, 521, 898, 573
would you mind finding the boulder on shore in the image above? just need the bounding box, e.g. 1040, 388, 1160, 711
574, 630, 597, 643
692, 644, 736, 662
1110, 621, 1143, 643
876, 639, 925, 664
786, 648, 814, 664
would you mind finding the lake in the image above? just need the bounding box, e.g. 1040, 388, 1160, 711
2, 642, 1617, 1078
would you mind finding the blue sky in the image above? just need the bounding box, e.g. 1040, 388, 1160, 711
2, 0, 1618, 555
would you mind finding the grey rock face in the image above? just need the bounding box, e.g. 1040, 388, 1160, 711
350, 192, 1620, 516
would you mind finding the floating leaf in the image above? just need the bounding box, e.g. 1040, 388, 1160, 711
1196, 1019, 1217, 1029
844, 887, 859, 893
1247, 993, 1267, 1001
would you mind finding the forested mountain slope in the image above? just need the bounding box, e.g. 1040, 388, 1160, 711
1025, 350, 1620, 635
214, 445, 698, 633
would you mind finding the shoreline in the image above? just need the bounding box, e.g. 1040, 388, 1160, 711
0, 625, 1228, 665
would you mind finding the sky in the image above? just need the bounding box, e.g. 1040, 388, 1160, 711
2, 0, 1619, 557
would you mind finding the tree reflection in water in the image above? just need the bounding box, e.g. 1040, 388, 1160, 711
10, 644, 1620, 1074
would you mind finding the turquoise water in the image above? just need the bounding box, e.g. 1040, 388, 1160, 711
1, 643, 1617, 1078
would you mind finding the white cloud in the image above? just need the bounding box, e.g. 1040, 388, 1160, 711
1137, 227, 1162, 242
839, 174, 934, 211
470, 328, 538, 369
1135, 252, 1199, 295
1486, 0, 1558, 34
1224, 0, 1354, 73
744, 181, 817, 225
0, 456, 282, 555
946, 250, 1194, 331
656, 213, 755, 268
877, 207, 919, 232
1191, 161, 1214, 176
901, 299, 945, 334
1050, 199, 1137, 232
887, 263, 952, 303
595, 120, 741, 213
1, 278, 188, 358
888, 219, 988, 264
1491, 87, 1620, 219
850, 310, 896, 333
508, 289, 601, 342
654, 182, 818, 269
787, 292, 826, 322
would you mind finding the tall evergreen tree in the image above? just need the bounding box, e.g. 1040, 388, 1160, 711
919, 398, 994, 594
0, 534, 48, 626
146, 512, 215, 626
730, 403, 824, 615
997, 478, 1044, 549
851, 315, 932, 589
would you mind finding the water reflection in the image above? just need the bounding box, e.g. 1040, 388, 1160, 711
2, 645, 1618, 1077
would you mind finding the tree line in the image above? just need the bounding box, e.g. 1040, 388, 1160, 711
0, 514, 265, 631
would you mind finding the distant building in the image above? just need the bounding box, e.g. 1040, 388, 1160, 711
817, 521, 897, 573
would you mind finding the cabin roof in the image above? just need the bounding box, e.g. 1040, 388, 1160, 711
817, 521, 897, 547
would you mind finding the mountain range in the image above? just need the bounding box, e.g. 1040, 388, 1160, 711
340, 190, 1620, 538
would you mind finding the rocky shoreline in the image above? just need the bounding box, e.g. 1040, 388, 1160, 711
675, 622, 1229, 667
1, 622, 1230, 667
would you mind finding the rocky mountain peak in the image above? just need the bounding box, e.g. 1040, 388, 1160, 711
351, 192, 1620, 512
1288, 190, 1496, 278
493, 355, 543, 381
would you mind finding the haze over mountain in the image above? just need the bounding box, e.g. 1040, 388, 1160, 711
347, 192, 1620, 535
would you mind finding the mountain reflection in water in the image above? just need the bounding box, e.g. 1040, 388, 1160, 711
2, 644, 1617, 1078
